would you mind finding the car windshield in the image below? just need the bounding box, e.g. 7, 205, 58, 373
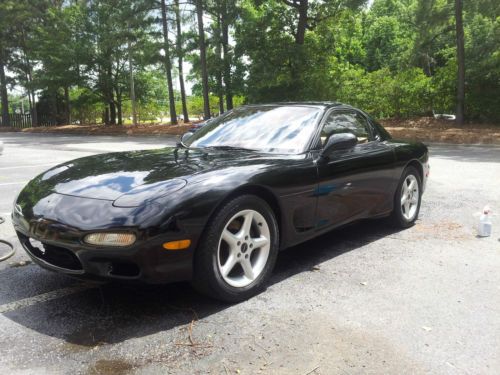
185, 105, 322, 154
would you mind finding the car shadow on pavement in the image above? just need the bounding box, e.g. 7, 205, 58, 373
2, 218, 403, 347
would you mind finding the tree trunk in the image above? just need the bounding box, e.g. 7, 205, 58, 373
109, 99, 116, 125
174, 0, 189, 122
64, 86, 71, 124
104, 107, 109, 125
127, 26, 137, 126
195, 0, 211, 119
217, 77, 224, 115
27, 90, 32, 121
221, 0, 233, 110
105, 63, 115, 125
20, 30, 37, 127
117, 98, 122, 125
217, 83, 224, 115
114, 86, 123, 125
26, 69, 37, 127
30, 90, 37, 127
455, 0, 465, 125
0, 59, 9, 126
216, 15, 224, 115
161, 0, 178, 125
295, 0, 308, 45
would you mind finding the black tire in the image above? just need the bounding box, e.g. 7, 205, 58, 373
391, 166, 422, 228
191, 195, 279, 303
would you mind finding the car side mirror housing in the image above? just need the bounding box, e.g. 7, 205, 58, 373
180, 132, 194, 146
319, 133, 358, 159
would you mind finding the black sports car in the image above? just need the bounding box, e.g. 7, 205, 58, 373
12, 102, 429, 302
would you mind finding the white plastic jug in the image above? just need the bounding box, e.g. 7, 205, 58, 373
478, 206, 492, 237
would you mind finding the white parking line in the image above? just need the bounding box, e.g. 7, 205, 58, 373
0, 284, 95, 314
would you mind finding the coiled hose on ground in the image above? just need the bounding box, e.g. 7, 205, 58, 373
0, 216, 15, 262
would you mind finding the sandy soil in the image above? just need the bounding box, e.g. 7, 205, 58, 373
1, 117, 499, 144
381, 117, 500, 144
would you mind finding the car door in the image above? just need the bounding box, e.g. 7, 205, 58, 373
314, 109, 396, 231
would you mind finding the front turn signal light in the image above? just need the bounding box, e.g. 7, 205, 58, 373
84, 233, 136, 247
163, 239, 191, 250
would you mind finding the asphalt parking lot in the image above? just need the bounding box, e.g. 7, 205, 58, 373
0, 133, 499, 375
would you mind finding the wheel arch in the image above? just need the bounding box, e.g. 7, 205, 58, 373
389, 159, 424, 213
404, 159, 424, 182
201, 184, 283, 250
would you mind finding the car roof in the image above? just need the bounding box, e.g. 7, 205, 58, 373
242, 102, 347, 110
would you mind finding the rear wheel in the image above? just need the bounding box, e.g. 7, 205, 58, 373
391, 166, 422, 228
192, 195, 279, 302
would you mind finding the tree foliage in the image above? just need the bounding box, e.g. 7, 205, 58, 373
0, 0, 499, 125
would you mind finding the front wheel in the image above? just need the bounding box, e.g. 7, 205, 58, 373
192, 195, 279, 303
391, 166, 422, 228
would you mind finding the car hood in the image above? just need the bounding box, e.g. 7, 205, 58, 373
28, 147, 276, 201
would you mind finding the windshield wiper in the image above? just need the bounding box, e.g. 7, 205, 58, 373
207, 145, 256, 151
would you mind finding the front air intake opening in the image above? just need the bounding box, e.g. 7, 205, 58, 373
18, 232, 83, 271
41, 244, 83, 270
109, 261, 140, 277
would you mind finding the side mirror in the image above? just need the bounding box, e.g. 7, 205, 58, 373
320, 133, 358, 159
180, 132, 194, 147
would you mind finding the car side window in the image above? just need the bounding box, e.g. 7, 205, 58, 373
320, 110, 373, 146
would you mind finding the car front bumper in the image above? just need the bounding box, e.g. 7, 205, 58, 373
15, 229, 194, 284
11, 193, 199, 284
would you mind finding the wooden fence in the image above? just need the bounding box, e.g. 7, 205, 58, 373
0, 113, 58, 128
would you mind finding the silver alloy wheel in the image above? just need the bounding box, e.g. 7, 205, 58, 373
217, 209, 271, 288
401, 174, 419, 221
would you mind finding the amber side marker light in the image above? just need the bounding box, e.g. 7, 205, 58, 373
163, 239, 191, 250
